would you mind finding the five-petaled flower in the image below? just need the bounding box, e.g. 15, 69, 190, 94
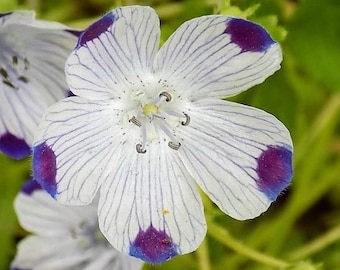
11, 179, 143, 270
0, 11, 79, 159
32, 6, 293, 263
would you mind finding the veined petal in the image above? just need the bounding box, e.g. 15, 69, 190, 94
154, 16, 282, 99
178, 99, 293, 220
66, 6, 160, 100
83, 249, 143, 270
0, 10, 34, 26
0, 11, 78, 158
98, 141, 206, 263
15, 179, 97, 237
32, 97, 127, 205
11, 235, 92, 270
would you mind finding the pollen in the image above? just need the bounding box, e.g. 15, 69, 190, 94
162, 209, 170, 214
143, 103, 158, 117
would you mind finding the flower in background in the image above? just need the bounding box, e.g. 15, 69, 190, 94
33, 6, 293, 263
11, 179, 143, 270
0, 11, 79, 159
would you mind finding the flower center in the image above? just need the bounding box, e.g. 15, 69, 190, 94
143, 103, 158, 117
127, 84, 190, 154
0, 53, 30, 90
71, 220, 110, 250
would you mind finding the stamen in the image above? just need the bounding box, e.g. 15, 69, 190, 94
18, 76, 29, 83
129, 116, 142, 127
159, 91, 172, 102
1, 67, 17, 89
136, 143, 146, 154
24, 58, 30, 70
168, 141, 181, 150
12, 56, 18, 69
181, 113, 190, 126
0, 68, 10, 81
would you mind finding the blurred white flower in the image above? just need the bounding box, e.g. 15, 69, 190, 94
11, 179, 143, 270
0, 11, 79, 159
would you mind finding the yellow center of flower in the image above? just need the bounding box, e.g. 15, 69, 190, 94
143, 103, 158, 117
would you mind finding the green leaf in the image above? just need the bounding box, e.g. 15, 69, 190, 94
286, 0, 340, 91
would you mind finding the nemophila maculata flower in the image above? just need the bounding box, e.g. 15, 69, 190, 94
32, 6, 293, 263
0, 11, 79, 159
11, 179, 143, 270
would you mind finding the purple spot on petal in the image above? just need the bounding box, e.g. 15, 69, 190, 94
257, 146, 293, 201
21, 179, 42, 195
0, 132, 31, 159
129, 225, 179, 263
32, 142, 57, 198
224, 18, 275, 52
77, 12, 117, 47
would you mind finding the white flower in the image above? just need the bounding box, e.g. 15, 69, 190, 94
11, 179, 143, 270
32, 6, 293, 263
0, 11, 79, 159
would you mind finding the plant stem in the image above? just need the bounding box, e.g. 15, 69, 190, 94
207, 222, 290, 269
288, 223, 340, 260
196, 237, 212, 270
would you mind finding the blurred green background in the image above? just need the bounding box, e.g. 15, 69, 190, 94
1, 0, 339, 269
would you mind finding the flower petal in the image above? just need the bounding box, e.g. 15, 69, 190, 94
98, 142, 206, 263
154, 16, 282, 99
178, 99, 293, 220
11, 235, 92, 270
32, 96, 126, 204
66, 6, 160, 100
0, 11, 78, 158
15, 179, 97, 237
83, 249, 143, 270
14, 179, 142, 270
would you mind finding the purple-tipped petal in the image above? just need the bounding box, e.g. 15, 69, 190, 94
256, 146, 293, 201
224, 18, 275, 52
178, 99, 293, 220
32, 142, 57, 197
154, 15, 281, 100
129, 225, 179, 263
21, 179, 42, 195
66, 6, 160, 100
0, 132, 31, 159
77, 12, 118, 47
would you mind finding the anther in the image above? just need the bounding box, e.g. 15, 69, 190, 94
24, 58, 30, 70
0, 68, 10, 80
168, 141, 181, 150
18, 76, 29, 83
12, 56, 18, 69
159, 91, 172, 102
129, 116, 142, 127
181, 113, 190, 126
0, 67, 17, 89
136, 144, 146, 154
